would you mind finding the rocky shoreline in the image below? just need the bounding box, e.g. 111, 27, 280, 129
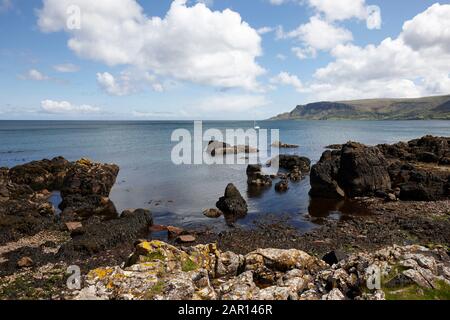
0, 135, 449, 300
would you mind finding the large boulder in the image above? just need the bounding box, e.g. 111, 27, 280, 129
59, 159, 119, 218
273, 155, 311, 173
9, 157, 70, 191
216, 184, 248, 218
310, 150, 345, 199
61, 158, 119, 197
246, 164, 272, 187
338, 142, 391, 197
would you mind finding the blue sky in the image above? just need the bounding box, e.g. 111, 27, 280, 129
0, 0, 449, 120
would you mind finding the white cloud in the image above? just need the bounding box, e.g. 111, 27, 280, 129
276, 54, 287, 60
21, 69, 50, 81
280, 16, 353, 58
270, 72, 303, 92
271, 0, 382, 30
96, 70, 164, 96
37, 0, 264, 91
257, 26, 274, 35
53, 63, 79, 73
41, 100, 100, 114
303, 3, 450, 100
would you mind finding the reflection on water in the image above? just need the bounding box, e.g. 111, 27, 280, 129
308, 197, 372, 223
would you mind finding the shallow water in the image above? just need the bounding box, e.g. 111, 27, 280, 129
1, 120, 449, 231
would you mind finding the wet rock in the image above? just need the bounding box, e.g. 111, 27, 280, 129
60, 209, 152, 254
271, 141, 299, 149
59, 194, 118, 218
322, 250, 347, 266
207, 140, 258, 156
246, 165, 272, 187
338, 142, 391, 197
61, 158, 119, 198
272, 155, 311, 173
9, 157, 70, 191
275, 180, 289, 192
203, 208, 223, 219
216, 184, 248, 217
167, 226, 184, 239
311, 136, 450, 201
310, 150, 345, 199
177, 235, 196, 243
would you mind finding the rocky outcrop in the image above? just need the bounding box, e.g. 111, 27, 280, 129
60, 209, 153, 255
216, 184, 248, 219
246, 164, 272, 187
271, 141, 299, 149
70, 241, 450, 300
310, 136, 450, 201
207, 140, 258, 156
9, 157, 70, 191
59, 159, 119, 218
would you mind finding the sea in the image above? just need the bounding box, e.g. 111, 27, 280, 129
1, 120, 449, 232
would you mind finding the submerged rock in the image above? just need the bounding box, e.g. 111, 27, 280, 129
203, 208, 223, 218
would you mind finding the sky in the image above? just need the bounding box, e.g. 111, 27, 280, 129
0, 0, 449, 120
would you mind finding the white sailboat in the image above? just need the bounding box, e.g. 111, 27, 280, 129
254, 120, 260, 130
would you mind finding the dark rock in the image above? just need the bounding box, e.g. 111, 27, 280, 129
274, 155, 311, 173
322, 250, 347, 266
9, 157, 70, 191
271, 141, 299, 148
203, 208, 223, 218
60, 209, 152, 254
417, 152, 439, 163
246, 164, 272, 187
61, 158, 119, 197
275, 180, 289, 192
216, 184, 248, 217
310, 151, 345, 199
338, 142, 391, 197
59, 194, 118, 218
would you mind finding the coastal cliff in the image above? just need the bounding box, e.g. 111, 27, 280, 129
270, 95, 450, 120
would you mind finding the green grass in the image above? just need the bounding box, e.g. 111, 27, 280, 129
384, 280, 450, 300
181, 258, 198, 272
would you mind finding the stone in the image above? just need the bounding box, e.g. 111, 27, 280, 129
203, 208, 223, 218
17, 256, 33, 268
275, 180, 289, 192
65, 221, 83, 233
167, 226, 184, 239
322, 250, 347, 266
216, 184, 248, 217
322, 288, 345, 300
177, 235, 196, 243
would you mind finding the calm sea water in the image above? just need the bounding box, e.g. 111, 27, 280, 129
1, 120, 449, 231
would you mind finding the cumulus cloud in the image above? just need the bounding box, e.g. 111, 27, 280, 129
303, 3, 450, 100
270, 72, 303, 92
41, 100, 100, 114
279, 16, 353, 58
21, 69, 49, 81
53, 63, 79, 73
97, 70, 164, 96
37, 0, 264, 91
